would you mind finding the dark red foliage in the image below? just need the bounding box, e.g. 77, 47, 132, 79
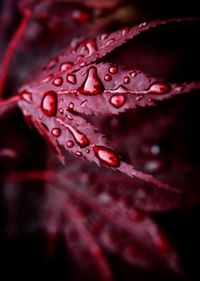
1, 1, 200, 281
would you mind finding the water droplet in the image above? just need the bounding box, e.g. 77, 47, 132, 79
110, 95, 125, 108
75, 151, 83, 157
123, 76, 130, 84
121, 27, 129, 36
53, 77, 63, 86
130, 71, 137, 78
68, 103, 74, 110
67, 74, 77, 84
79, 66, 104, 95
66, 140, 74, 148
51, 128, 61, 137
109, 66, 118, 74
80, 100, 88, 107
20, 90, 32, 103
59, 108, 64, 114
136, 94, 144, 101
72, 9, 90, 23
66, 124, 89, 148
66, 114, 73, 120
92, 145, 120, 167
85, 40, 97, 55
104, 74, 112, 81
79, 62, 86, 67
60, 62, 73, 72
86, 149, 90, 153
100, 33, 109, 40
41, 91, 57, 116
46, 58, 57, 70
147, 82, 170, 95
42, 74, 53, 83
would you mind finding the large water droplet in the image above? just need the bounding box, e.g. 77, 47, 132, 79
67, 74, 77, 84
66, 124, 89, 148
79, 67, 104, 95
147, 82, 170, 95
92, 145, 120, 167
110, 94, 125, 108
51, 128, 61, 137
41, 91, 57, 116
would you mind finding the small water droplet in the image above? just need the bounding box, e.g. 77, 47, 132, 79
121, 27, 129, 36
66, 114, 73, 120
68, 102, 74, 110
79, 62, 86, 67
59, 108, 64, 114
110, 94, 125, 108
109, 66, 118, 74
80, 100, 88, 107
136, 94, 144, 101
104, 74, 112, 81
79, 66, 104, 95
92, 145, 120, 167
67, 74, 77, 84
75, 151, 83, 157
100, 33, 109, 40
42, 74, 53, 83
20, 90, 32, 103
123, 76, 130, 84
66, 124, 89, 148
66, 140, 74, 148
86, 149, 90, 154
53, 77, 63, 86
72, 9, 90, 23
130, 71, 137, 78
85, 39, 97, 55
51, 128, 61, 137
147, 82, 170, 95
41, 91, 57, 116
60, 62, 73, 72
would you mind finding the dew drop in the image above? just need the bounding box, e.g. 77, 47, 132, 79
68, 102, 74, 110
130, 71, 137, 78
86, 149, 90, 154
121, 27, 129, 36
80, 100, 88, 107
123, 76, 130, 84
79, 66, 104, 95
53, 76, 63, 86
110, 94, 125, 108
75, 151, 83, 157
67, 73, 77, 84
20, 90, 32, 103
41, 91, 57, 117
59, 108, 64, 114
66, 124, 89, 148
60, 62, 73, 72
136, 94, 144, 101
104, 74, 112, 81
147, 82, 170, 95
85, 40, 97, 55
109, 66, 118, 74
92, 145, 120, 167
66, 140, 74, 148
72, 9, 90, 23
51, 128, 61, 137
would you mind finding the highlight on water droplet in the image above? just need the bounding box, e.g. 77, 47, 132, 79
147, 81, 171, 95
110, 94, 125, 108
41, 91, 57, 117
60, 62, 73, 72
51, 128, 61, 137
104, 74, 112, 81
79, 66, 104, 95
75, 151, 83, 157
123, 76, 130, 84
92, 145, 120, 167
68, 103, 74, 110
